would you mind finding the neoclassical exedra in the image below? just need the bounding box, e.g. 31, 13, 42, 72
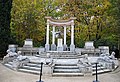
45, 16, 76, 52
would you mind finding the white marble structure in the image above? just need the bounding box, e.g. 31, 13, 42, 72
8, 45, 18, 52
77, 54, 92, 75
23, 39, 33, 47
3, 50, 30, 70
97, 53, 118, 70
3, 49, 18, 64
45, 16, 76, 52
84, 41, 95, 49
99, 46, 109, 54
57, 38, 63, 51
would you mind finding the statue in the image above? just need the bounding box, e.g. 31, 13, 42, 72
77, 54, 92, 74
109, 52, 116, 59
2, 49, 18, 64
12, 51, 30, 70
78, 54, 91, 66
97, 52, 118, 70
45, 53, 53, 65
51, 30, 61, 38
3, 50, 30, 70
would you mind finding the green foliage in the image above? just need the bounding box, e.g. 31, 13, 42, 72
10, 0, 66, 47
62, 0, 118, 49
11, 0, 46, 46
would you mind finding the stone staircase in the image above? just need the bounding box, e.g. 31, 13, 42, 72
36, 51, 79, 59
3, 58, 112, 76
92, 63, 111, 75
4, 61, 41, 75
18, 61, 41, 75
52, 62, 111, 76
52, 63, 84, 76
4, 62, 15, 70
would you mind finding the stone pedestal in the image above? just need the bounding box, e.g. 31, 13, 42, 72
23, 39, 33, 47
8, 45, 18, 52
45, 44, 50, 51
43, 65, 52, 76
84, 41, 95, 49
70, 44, 75, 51
57, 38, 63, 51
63, 45, 67, 51
83, 67, 92, 76
98, 46, 109, 54
51, 44, 56, 51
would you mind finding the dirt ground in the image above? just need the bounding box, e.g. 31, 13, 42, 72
0, 60, 120, 82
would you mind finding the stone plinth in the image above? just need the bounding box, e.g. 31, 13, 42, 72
63, 44, 67, 51
43, 65, 52, 76
99, 46, 109, 54
45, 44, 50, 51
51, 44, 56, 51
57, 38, 63, 51
8, 44, 18, 52
70, 44, 75, 51
84, 41, 94, 49
23, 39, 33, 47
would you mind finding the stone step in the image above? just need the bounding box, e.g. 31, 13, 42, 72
37, 52, 78, 59
4, 63, 14, 70
52, 73, 84, 76
18, 68, 40, 75
92, 66, 106, 71
21, 65, 41, 71
92, 69, 111, 75
8, 62, 13, 65
55, 64, 77, 66
54, 57, 77, 59
53, 69, 80, 73
26, 63, 41, 68
29, 61, 42, 64
54, 66, 79, 69
51, 55, 77, 57
92, 69, 111, 74
92, 64, 103, 68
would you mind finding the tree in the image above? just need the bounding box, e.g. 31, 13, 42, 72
10, 0, 66, 47
62, 0, 117, 48
109, 0, 120, 52
0, 0, 12, 56
11, 0, 46, 46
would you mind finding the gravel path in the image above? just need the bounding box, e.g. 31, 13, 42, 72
0, 61, 120, 82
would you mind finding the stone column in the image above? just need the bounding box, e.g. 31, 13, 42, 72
45, 20, 50, 51
70, 21, 75, 51
51, 26, 56, 51
63, 26, 67, 51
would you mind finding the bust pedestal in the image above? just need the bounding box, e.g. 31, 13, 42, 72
70, 44, 75, 52
57, 38, 63, 51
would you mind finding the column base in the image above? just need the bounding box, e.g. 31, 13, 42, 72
51, 44, 56, 51
63, 45, 68, 51
57, 46, 63, 51
45, 44, 50, 51
70, 44, 75, 52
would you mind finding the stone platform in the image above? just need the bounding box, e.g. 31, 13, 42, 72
3, 56, 117, 77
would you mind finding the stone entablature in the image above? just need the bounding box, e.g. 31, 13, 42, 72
45, 16, 76, 26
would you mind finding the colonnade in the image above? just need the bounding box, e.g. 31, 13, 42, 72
45, 17, 76, 52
